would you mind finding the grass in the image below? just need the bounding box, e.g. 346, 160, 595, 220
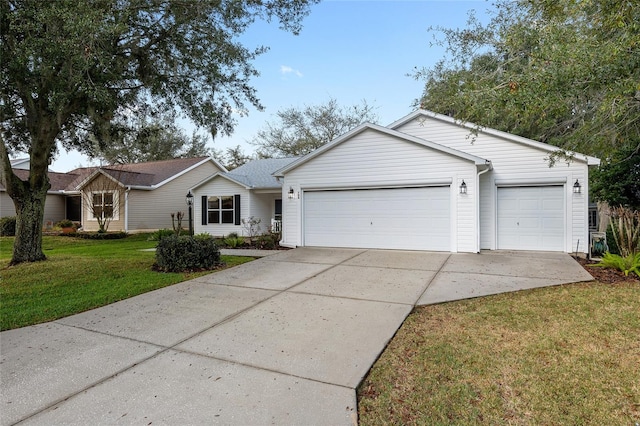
358, 281, 640, 425
0, 234, 254, 331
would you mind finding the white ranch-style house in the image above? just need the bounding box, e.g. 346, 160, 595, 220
3, 109, 599, 254
274, 110, 600, 254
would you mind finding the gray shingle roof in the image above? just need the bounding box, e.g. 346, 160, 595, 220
2, 157, 217, 193
224, 157, 299, 189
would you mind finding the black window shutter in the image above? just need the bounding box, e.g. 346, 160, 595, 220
234, 194, 241, 225
201, 196, 208, 225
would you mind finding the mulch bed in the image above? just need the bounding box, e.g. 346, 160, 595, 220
576, 256, 640, 284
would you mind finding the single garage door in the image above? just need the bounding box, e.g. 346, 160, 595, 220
303, 186, 450, 251
497, 186, 564, 251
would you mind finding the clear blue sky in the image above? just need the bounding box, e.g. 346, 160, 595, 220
50, 0, 493, 172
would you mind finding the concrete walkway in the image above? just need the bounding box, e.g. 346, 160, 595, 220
1, 249, 592, 425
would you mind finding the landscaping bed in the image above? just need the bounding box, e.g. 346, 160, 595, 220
577, 256, 640, 284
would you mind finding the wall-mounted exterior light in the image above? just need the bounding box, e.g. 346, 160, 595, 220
459, 180, 467, 195
288, 187, 295, 199
573, 179, 581, 194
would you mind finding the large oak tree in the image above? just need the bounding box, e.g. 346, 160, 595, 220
0, 0, 318, 264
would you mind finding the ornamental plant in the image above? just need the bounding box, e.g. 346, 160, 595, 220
607, 206, 640, 257
593, 252, 640, 277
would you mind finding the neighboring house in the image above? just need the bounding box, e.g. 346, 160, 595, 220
1, 157, 226, 232
191, 157, 297, 237
274, 109, 600, 254
1, 169, 80, 226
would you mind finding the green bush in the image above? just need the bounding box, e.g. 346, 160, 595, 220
593, 252, 640, 277
73, 232, 128, 240
222, 234, 245, 248
256, 233, 279, 249
55, 219, 74, 228
0, 216, 16, 236
147, 228, 175, 241
155, 235, 221, 272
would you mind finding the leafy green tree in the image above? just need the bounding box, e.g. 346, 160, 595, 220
251, 97, 379, 157
221, 145, 254, 170
0, 0, 317, 264
88, 108, 212, 164
591, 146, 640, 210
415, 0, 640, 162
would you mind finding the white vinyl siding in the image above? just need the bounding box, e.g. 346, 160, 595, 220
397, 117, 590, 253
497, 186, 564, 251
250, 192, 281, 233
282, 128, 477, 252
304, 187, 451, 250
193, 178, 248, 236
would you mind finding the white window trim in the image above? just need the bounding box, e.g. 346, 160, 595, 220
207, 195, 235, 224
89, 190, 120, 221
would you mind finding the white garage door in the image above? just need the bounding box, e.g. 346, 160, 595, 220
303, 186, 450, 251
497, 186, 564, 251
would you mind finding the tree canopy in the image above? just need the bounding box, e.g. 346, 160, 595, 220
415, 0, 640, 162
86, 108, 212, 164
0, 0, 318, 264
591, 146, 640, 210
251, 97, 379, 158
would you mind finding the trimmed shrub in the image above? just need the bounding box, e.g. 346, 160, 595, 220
55, 219, 75, 228
155, 235, 221, 272
0, 216, 16, 236
73, 232, 128, 240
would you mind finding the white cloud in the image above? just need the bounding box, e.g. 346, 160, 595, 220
280, 65, 303, 78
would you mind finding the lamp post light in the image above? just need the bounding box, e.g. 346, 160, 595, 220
186, 190, 194, 236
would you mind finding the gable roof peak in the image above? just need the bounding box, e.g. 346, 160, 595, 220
390, 110, 600, 166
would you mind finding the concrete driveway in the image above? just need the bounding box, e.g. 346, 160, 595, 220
1, 249, 592, 425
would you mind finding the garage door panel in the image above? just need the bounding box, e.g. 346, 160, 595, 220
497, 186, 564, 251
304, 187, 450, 251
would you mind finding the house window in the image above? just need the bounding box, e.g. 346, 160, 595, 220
274, 199, 282, 221
208, 196, 235, 224
91, 191, 117, 220
588, 207, 598, 231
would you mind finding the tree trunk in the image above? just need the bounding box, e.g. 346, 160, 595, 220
10, 182, 49, 265
0, 117, 56, 265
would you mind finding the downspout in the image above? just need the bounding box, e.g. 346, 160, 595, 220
476, 161, 492, 253
125, 186, 131, 233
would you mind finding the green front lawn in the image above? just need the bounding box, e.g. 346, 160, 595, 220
0, 234, 253, 330
358, 281, 640, 425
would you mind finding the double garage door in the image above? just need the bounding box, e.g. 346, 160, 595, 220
303, 186, 450, 251
497, 186, 565, 251
302, 185, 566, 252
